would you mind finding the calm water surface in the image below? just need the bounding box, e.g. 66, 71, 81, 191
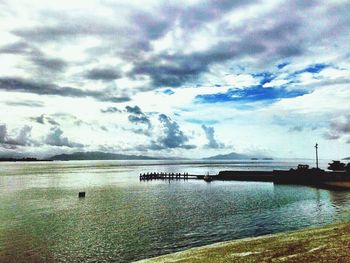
0, 160, 350, 262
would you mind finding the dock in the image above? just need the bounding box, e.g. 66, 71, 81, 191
139, 170, 350, 190
140, 172, 205, 181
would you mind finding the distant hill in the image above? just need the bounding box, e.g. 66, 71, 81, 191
0, 157, 51, 162
343, 157, 350, 160
50, 151, 163, 161
204, 152, 251, 160
204, 152, 273, 160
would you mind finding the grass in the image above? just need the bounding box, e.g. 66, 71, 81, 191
137, 222, 350, 263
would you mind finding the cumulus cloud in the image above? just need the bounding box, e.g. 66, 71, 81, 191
150, 114, 195, 150
0, 124, 34, 147
201, 125, 224, 149
15, 125, 33, 146
45, 127, 83, 148
0, 125, 7, 143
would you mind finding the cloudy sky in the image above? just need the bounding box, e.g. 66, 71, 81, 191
0, 0, 350, 159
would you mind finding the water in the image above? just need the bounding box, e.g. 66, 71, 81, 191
0, 159, 349, 262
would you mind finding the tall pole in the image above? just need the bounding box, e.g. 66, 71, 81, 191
315, 143, 319, 169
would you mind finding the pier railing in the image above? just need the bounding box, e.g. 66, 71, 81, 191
139, 172, 203, 180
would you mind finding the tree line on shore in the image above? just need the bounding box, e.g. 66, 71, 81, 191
328, 160, 350, 172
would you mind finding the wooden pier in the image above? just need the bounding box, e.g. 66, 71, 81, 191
139, 172, 205, 181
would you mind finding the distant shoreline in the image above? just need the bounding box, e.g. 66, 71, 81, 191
0, 158, 52, 162
137, 222, 350, 263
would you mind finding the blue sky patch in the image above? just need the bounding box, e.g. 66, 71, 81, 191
163, 89, 175, 95
195, 85, 308, 104
295, 63, 329, 74
252, 72, 276, 85
185, 118, 219, 125
277, 62, 289, 69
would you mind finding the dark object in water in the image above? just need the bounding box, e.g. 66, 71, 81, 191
204, 175, 212, 182
79, 192, 86, 198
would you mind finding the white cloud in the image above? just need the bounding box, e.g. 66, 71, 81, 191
0, 0, 350, 158
224, 74, 260, 88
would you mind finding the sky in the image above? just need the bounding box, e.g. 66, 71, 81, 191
0, 0, 350, 159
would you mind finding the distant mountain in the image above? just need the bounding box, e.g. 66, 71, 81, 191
204, 152, 273, 160
343, 157, 350, 160
0, 157, 51, 162
262, 157, 274, 160
204, 152, 251, 160
50, 151, 164, 161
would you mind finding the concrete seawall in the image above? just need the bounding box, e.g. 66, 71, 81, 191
214, 170, 350, 190
137, 222, 350, 263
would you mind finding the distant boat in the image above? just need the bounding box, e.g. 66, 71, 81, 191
204, 173, 213, 182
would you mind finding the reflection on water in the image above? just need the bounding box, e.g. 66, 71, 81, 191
0, 160, 349, 262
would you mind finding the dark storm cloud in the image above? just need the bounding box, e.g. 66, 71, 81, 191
150, 114, 195, 150
4, 0, 350, 96
4, 0, 346, 93
128, 2, 324, 88
85, 68, 121, 81
0, 77, 130, 103
12, 0, 252, 43
201, 124, 224, 149
129, 39, 255, 87
7, 0, 262, 89
129, 19, 303, 88
45, 127, 83, 148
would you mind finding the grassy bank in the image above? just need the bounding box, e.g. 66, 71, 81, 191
323, 181, 350, 190
137, 222, 350, 263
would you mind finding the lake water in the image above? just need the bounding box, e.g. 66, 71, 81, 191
0, 160, 350, 262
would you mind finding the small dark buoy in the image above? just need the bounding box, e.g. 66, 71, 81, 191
79, 192, 86, 198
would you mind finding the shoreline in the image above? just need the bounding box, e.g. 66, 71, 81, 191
137, 222, 350, 262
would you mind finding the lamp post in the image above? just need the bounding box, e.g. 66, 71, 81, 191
315, 143, 319, 169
